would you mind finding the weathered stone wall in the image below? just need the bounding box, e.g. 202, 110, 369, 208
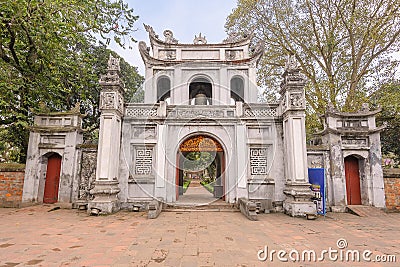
0, 164, 25, 207
383, 169, 400, 212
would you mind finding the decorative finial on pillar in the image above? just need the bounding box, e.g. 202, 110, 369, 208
285, 53, 299, 71
360, 103, 370, 112
99, 54, 123, 88
327, 102, 337, 113
71, 102, 80, 113
107, 54, 120, 72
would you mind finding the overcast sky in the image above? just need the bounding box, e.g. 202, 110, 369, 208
110, 0, 238, 75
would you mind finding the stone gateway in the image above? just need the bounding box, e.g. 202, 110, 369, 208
22, 25, 386, 217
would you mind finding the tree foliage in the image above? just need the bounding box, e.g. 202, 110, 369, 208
183, 152, 217, 180
0, 0, 142, 163
226, 0, 400, 114
370, 82, 400, 159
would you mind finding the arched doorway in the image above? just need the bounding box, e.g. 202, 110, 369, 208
43, 153, 62, 204
176, 135, 225, 202
344, 155, 362, 205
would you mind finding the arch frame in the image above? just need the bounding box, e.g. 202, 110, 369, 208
156, 75, 171, 102
230, 75, 245, 102
175, 132, 228, 201
187, 74, 215, 105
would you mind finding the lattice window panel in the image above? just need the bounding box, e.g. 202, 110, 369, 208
245, 108, 277, 117
126, 108, 157, 118
250, 148, 268, 175
134, 148, 153, 175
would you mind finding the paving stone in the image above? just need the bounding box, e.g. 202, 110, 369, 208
0, 206, 399, 266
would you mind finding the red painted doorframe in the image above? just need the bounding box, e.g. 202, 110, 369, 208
175, 153, 179, 200
43, 154, 62, 204
220, 151, 226, 201
344, 156, 362, 205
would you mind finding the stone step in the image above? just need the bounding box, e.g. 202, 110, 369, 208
163, 203, 238, 212
163, 208, 239, 212
346, 205, 387, 217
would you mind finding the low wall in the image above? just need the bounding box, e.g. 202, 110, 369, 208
0, 163, 25, 208
383, 169, 400, 212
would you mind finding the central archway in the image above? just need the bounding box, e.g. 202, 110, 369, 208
176, 135, 225, 202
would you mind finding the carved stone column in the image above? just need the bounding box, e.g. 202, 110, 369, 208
280, 55, 316, 217
88, 55, 124, 214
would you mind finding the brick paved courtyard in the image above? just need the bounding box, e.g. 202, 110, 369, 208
0, 205, 399, 267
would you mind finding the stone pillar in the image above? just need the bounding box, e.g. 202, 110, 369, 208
325, 132, 347, 208
370, 131, 385, 207
88, 55, 124, 214
236, 123, 248, 199
280, 55, 316, 217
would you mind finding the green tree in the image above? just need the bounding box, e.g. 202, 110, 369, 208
0, 0, 141, 163
226, 0, 400, 114
183, 151, 217, 180
370, 82, 400, 159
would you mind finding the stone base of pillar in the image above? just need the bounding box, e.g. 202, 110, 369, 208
283, 183, 316, 217
331, 205, 346, 213
88, 181, 120, 215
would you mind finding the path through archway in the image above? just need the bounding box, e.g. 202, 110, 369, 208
176, 135, 225, 205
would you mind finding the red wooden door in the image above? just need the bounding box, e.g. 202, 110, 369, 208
43, 154, 62, 204
344, 156, 361, 205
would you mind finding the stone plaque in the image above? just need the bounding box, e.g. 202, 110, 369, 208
181, 50, 220, 60
247, 127, 271, 139
341, 137, 368, 146
132, 126, 156, 139
307, 154, 324, 168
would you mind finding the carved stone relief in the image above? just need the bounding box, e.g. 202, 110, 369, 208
107, 54, 120, 71
289, 92, 304, 108
282, 95, 287, 110
225, 50, 244, 60
144, 24, 159, 39
285, 54, 299, 71
180, 135, 223, 152
78, 150, 97, 201
159, 49, 176, 60
307, 154, 324, 168
117, 93, 124, 114
100, 92, 116, 109
193, 33, 207, 44
170, 109, 225, 119
163, 30, 178, 44
341, 137, 369, 146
